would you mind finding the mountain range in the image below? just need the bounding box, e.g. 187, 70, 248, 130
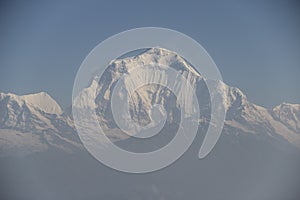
1, 48, 300, 200
1, 47, 299, 156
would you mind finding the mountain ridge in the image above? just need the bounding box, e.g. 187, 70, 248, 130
1, 47, 300, 156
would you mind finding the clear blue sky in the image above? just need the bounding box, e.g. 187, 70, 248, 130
0, 0, 299, 108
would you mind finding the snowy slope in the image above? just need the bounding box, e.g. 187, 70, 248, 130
0, 92, 81, 155
272, 103, 300, 133
20, 92, 62, 115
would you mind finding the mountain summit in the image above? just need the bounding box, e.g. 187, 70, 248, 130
112, 47, 202, 77
0, 92, 62, 115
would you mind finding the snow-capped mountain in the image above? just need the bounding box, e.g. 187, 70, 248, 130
74, 47, 300, 150
0, 92, 61, 129
272, 103, 300, 133
1, 47, 300, 156
0, 92, 81, 155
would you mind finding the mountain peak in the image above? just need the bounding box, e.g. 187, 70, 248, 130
21, 92, 62, 115
142, 47, 175, 56
0, 91, 62, 115
111, 47, 201, 77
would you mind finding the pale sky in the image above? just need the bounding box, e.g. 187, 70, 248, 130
0, 0, 299, 108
